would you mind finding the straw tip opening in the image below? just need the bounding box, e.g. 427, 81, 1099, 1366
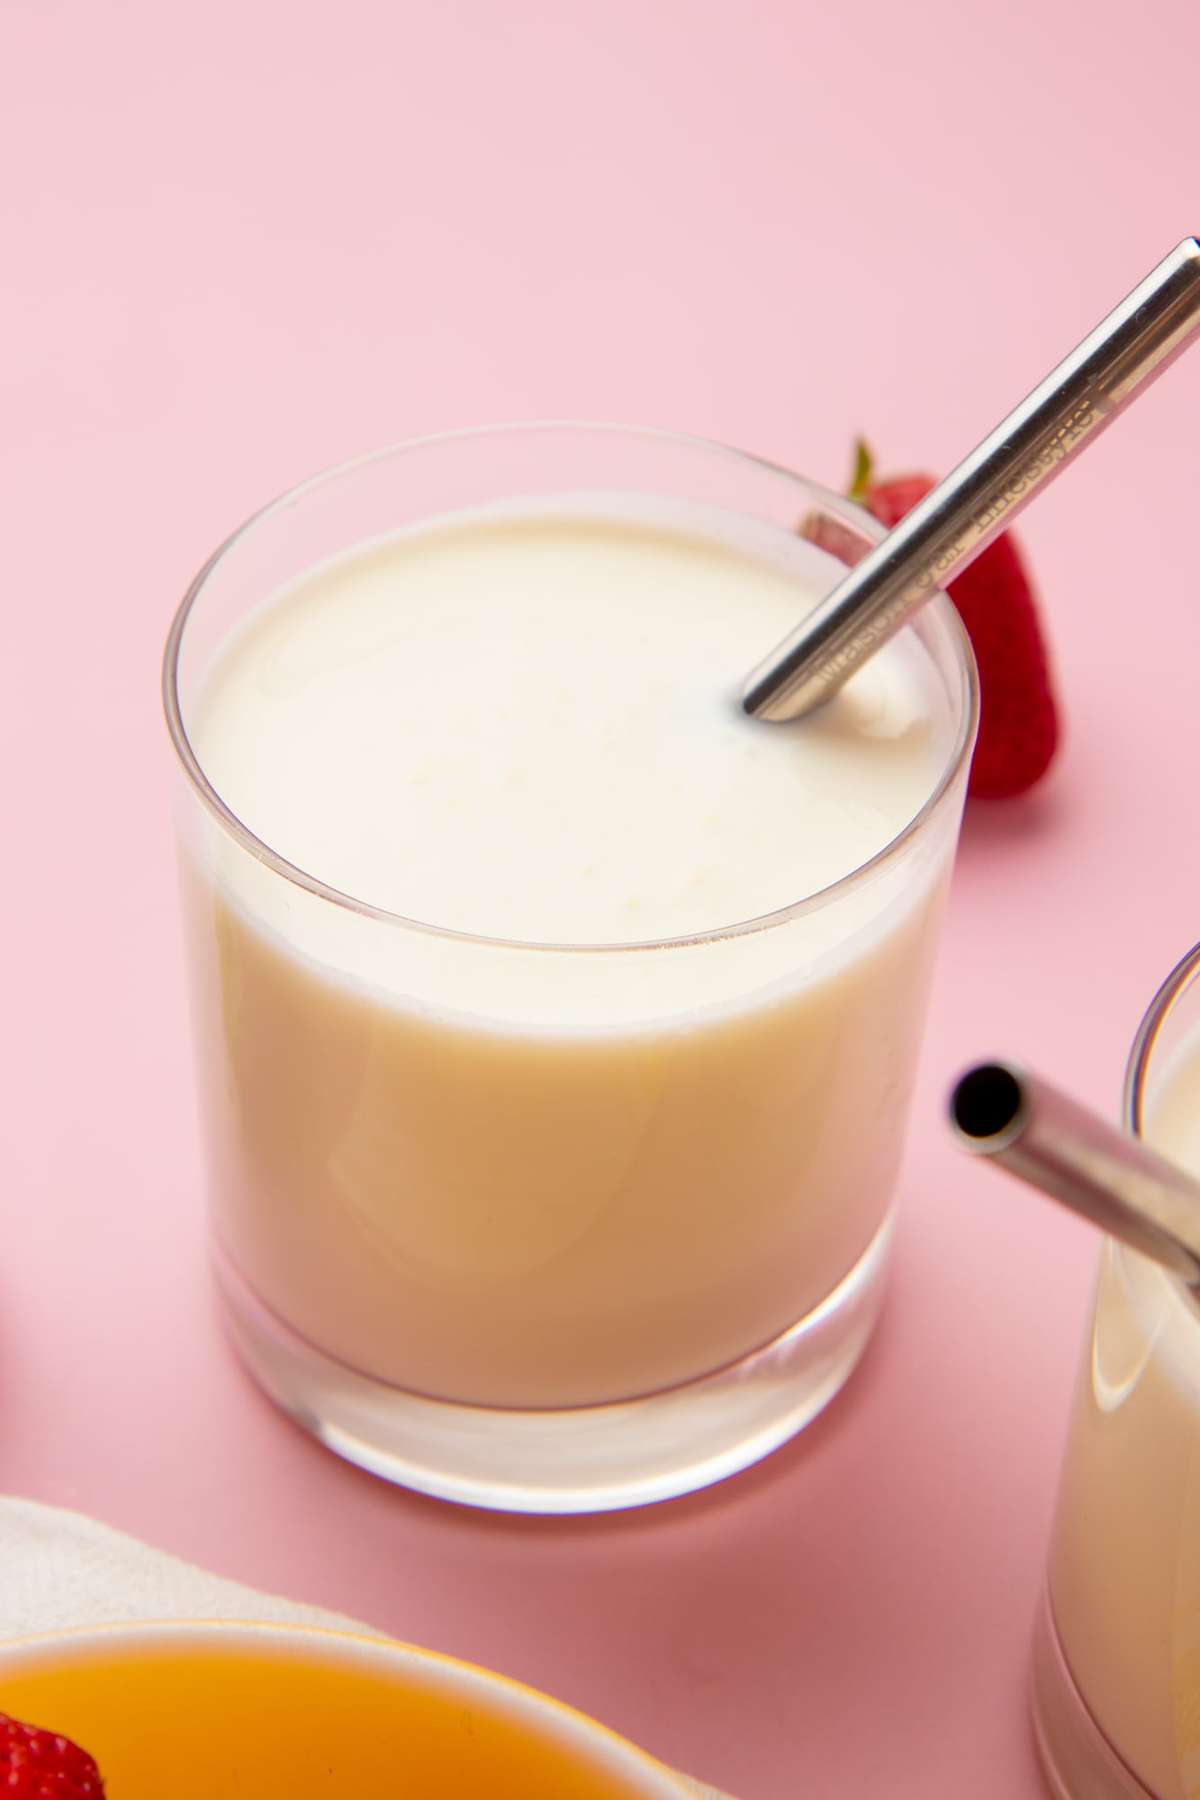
950, 1062, 1025, 1145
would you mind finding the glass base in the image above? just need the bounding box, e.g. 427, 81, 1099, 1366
1031, 1586, 1154, 1800
214, 1218, 893, 1514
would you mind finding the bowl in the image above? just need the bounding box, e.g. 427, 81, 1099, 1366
0, 1621, 694, 1798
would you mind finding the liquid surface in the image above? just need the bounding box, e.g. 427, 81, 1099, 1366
193, 505, 951, 943
0, 1640, 662, 1799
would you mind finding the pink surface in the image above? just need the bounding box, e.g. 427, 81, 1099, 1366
1, 3, 1197, 1794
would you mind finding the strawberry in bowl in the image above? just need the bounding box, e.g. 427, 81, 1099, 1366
1, 1710, 105, 1798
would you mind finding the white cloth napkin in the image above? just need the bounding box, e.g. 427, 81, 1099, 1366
0, 1498, 730, 1800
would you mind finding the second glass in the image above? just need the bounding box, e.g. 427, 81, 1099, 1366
164, 424, 977, 1512
1034, 941, 1200, 1798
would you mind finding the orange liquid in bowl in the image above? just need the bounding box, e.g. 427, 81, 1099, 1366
0, 1631, 672, 1799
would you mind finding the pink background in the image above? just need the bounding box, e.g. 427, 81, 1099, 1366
2, 2, 1198, 1793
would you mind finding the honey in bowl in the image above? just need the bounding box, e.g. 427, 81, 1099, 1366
0, 1625, 688, 1800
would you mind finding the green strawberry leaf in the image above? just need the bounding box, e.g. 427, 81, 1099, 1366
847, 438, 874, 502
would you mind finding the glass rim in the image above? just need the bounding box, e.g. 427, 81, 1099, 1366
1121, 939, 1200, 1325
1123, 937, 1200, 1135
162, 420, 980, 956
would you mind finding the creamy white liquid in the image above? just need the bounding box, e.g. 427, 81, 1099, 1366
180, 500, 965, 1406
1048, 1045, 1200, 1799
196, 506, 947, 944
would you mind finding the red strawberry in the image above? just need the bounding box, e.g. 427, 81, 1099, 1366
0, 1712, 106, 1797
851, 443, 1060, 800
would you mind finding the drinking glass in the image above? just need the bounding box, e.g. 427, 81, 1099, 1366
164, 424, 977, 1512
1033, 940, 1200, 1798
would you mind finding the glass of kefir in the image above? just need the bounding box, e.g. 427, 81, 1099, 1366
1035, 939, 1200, 1798
164, 424, 977, 1511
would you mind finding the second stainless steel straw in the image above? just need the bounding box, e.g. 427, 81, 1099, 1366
949, 1060, 1200, 1290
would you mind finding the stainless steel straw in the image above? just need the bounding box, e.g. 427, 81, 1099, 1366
949, 1061, 1200, 1290
744, 237, 1200, 722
